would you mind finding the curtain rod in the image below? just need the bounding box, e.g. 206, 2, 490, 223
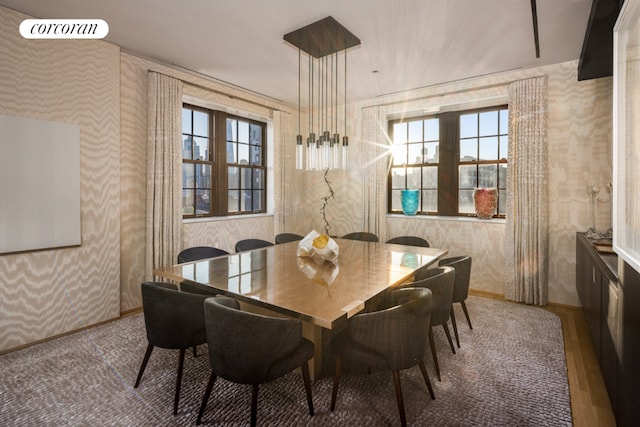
148, 68, 291, 114
366, 72, 546, 109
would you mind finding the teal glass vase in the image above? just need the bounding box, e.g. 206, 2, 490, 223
401, 189, 419, 216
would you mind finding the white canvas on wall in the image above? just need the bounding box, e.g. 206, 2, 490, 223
0, 114, 81, 254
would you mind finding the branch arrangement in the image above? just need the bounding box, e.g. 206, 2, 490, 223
320, 168, 335, 235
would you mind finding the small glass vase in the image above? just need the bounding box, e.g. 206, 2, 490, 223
473, 187, 497, 219
401, 189, 420, 216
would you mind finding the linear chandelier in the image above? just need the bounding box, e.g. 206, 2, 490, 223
284, 16, 360, 171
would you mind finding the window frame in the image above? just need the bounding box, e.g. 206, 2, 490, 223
387, 105, 508, 218
182, 103, 267, 219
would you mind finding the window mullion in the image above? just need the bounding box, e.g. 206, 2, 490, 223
212, 111, 227, 216
438, 112, 457, 215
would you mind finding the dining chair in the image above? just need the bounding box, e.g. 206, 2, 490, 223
385, 236, 430, 247
275, 232, 304, 244
177, 246, 229, 263
401, 266, 456, 381
134, 282, 240, 415
341, 232, 379, 242
438, 255, 473, 348
197, 297, 315, 426
176, 246, 231, 355
234, 238, 274, 252
330, 287, 434, 427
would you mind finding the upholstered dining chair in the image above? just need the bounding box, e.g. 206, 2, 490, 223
197, 297, 315, 426
134, 282, 239, 416
341, 232, 379, 242
385, 236, 430, 247
234, 238, 274, 252
177, 246, 229, 263
438, 255, 473, 348
275, 232, 304, 244
330, 287, 435, 427
401, 266, 456, 381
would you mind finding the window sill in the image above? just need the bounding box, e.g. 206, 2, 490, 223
183, 212, 273, 224
387, 214, 506, 224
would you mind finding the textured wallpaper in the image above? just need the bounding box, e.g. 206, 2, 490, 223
0, 7, 121, 352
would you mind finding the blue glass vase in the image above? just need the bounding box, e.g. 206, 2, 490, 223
401, 189, 419, 216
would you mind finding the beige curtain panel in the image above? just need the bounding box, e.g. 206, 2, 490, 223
505, 75, 549, 306
145, 72, 183, 279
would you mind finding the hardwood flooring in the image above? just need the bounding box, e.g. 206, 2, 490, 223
470, 290, 616, 427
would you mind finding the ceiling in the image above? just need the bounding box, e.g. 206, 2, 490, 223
1, 0, 594, 109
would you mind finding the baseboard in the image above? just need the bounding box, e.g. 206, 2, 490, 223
0, 308, 143, 356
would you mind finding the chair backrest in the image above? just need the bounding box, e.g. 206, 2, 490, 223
438, 256, 472, 303
348, 287, 432, 370
177, 246, 229, 263
141, 281, 209, 349
385, 236, 430, 247
341, 232, 379, 242
275, 233, 304, 244
405, 266, 455, 326
204, 297, 305, 384
234, 238, 274, 253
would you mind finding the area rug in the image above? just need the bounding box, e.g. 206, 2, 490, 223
0, 296, 572, 426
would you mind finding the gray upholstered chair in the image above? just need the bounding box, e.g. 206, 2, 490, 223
177, 246, 228, 297
439, 255, 473, 348
234, 238, 274, 252
134, 282, 239, 415
330, 287, 435, 427
275, 233, 304, 244
341, 232, 379, 242
197, 297, 314, 426
385, 236, 430, 247
402, 266, 456, 381
177, 246, 229, 263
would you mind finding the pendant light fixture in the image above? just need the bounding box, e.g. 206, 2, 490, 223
284, 16, 360, 171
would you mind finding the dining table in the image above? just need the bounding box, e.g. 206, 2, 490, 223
153, 238, 448, 379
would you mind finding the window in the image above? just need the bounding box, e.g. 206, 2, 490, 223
182, 104, 267, 218
388, 106, 508, 217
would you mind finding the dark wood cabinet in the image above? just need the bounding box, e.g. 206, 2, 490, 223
576, 232, 640, 426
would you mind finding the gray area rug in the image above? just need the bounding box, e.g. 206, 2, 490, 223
0, 296, 572, 426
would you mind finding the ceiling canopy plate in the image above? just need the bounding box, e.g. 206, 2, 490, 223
283, 16, 361, 58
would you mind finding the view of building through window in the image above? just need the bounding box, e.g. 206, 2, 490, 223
182, 104, 266, 218
388, 106, 508, 217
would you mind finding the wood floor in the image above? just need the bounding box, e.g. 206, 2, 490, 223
471, 290, 616, 427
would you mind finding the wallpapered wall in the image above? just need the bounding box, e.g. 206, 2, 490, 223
0, 7, 121, 352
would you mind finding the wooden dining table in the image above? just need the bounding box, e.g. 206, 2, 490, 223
153, 238, 448, 379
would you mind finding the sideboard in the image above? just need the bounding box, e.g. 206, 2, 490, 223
576, 232, 640, 425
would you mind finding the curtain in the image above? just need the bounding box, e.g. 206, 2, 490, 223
361, 105, 388, 240
504, 76, 549, 305
145, 72, 183, 279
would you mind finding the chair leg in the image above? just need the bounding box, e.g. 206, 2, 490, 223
330, 357, 342, 411
301, 361, 314, 416
193, 345, 198, 357
442, 322, 456, 354
418, 361, 435, 400
174, 348, 186, 415
196, 371, 217, 425
461, 301, 473, 329
428, 328, 441, 382
392, 370, 407, 427
134, 343, 154, 388
251, 384, 259, 427
450, 306, 460, 348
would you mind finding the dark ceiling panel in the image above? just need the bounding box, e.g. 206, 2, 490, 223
283, 16, 361, 58
578, 0, 624, 80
